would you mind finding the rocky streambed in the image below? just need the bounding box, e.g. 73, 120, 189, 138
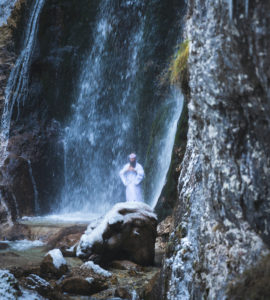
0, 202, 172, 299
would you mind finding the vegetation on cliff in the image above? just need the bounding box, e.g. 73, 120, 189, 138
169, 39, 189, 93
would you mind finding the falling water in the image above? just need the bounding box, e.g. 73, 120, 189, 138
58, 0, 184, 215
11, 192, 19, 218
245, 0, 249, 18
149, 90, 183, 207
0, 0, 45, 164
227, 0, 233, 20
27, 159, 40, 213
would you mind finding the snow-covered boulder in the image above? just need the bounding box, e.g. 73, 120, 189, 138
24, 274, 54, 299
40, 249, 68, 278
77, 202, 157, 266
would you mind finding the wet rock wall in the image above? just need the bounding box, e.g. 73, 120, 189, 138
162, 1, 270, 299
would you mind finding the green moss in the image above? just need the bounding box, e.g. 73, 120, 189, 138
227, 254, 270, 300
168, 40, 189, 92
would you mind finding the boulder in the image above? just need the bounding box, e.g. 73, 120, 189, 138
77, 202, 157, 266
40, 249, 68, 279
60, 275, 108, 295
23, 274, 55, 299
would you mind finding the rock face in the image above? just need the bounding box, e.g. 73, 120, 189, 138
0, 0, 31, 232
77, 202, 157, 266
162, 1, 270, 299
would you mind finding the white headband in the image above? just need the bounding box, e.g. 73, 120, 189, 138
128, 153, 136, 159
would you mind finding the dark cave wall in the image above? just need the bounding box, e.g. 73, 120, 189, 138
0, 0, 102, 218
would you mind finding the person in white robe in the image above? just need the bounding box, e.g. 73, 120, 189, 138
119, 153, 145, 202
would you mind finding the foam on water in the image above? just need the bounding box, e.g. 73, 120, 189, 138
0, 239, 44, 251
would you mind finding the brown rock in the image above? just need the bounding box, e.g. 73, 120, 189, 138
0, 242, 9, 250
23, 274, 54, 298
60, 276, 108, 295
157, 215, 173, 237
115, 286, 134, 299
47, 225, 86, 253
155, 216, 174, 266
10, 265, 41, 279
4, 224, 31, 241
110, 260, 143, 272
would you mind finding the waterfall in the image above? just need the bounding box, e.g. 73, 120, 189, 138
58, 0, 184, 215
149, 89, 183, 207
0, 0, 45, 164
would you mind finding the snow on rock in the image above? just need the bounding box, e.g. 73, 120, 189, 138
47, 249, 67, 269
25, 274, 51, 290
81, 261, 112, 278
0, 269, 21, 299
77, 202, 157, 266
24, 274, 53, 299
40, 249, 68, 278
85, 277, 94, 284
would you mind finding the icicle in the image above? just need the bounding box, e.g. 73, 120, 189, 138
245, 0, 249, 18
27, 159, 40, 214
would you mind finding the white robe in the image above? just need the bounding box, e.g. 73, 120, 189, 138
119, 162, 145, 202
